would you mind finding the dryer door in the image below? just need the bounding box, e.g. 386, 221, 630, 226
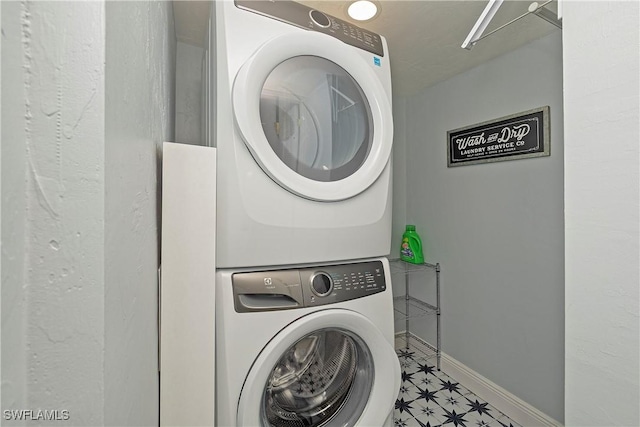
233, 32, 393, 202
236, 309, 400, 427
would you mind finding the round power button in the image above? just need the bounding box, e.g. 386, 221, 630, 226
310, 272, 333, 296
309, 10, 331, 28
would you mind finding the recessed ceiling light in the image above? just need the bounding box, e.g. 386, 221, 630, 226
347, 0, 379, 21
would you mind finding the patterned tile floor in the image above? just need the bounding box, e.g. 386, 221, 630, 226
394, 340, 521, 427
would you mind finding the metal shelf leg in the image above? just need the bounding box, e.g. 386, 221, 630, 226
436, 263, 441, 371
405, 273, 410, 350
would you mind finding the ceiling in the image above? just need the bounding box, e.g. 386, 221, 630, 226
173, 1, 560, 96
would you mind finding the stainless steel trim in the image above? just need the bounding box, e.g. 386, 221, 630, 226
309, 10, 330, 28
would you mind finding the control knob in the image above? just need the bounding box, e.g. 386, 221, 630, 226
310, 271, 333, 296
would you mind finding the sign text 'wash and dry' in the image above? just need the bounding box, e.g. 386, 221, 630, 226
447, 107, 550, 167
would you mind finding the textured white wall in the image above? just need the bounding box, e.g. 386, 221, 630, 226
0, 0, 2, 409
2, 2, 175, 425
176, 42, 204, 145
1, 1, 29, 417
400, 33, 565, 421
104, 1, 175, 425
0, 0, 2, 408
2, 2, 106, 425
563, 2, 640, 425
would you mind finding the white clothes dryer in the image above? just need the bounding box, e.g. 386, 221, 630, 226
210, 0, 394, 268
215, 257, 400, 426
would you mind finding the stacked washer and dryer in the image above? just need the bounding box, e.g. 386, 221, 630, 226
211, 1, 400, 425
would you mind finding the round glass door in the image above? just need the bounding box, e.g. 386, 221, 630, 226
259, 56, 373, 183
233, 32, 393, 201
236, 309, 400, 426
261, 328, 373, 427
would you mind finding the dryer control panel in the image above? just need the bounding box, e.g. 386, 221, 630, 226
235, 0, 385, 57
232, 260, 386, 313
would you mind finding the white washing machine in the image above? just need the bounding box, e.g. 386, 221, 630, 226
216, 257, 400, 426
210, 0, 394, 268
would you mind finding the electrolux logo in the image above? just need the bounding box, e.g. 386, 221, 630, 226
373, 57, 381, 66
3, 409, 70, 421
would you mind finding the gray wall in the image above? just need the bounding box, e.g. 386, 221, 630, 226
396, 33, 564, 421
175, 41, 205, 145
105, 2, 175, 425
1, 1, 175, 425
391, 98, 408, 255
390, 98, 409, 327
563, 2, 639, 425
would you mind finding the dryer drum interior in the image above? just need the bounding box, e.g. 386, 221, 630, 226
262, 328, 374, 426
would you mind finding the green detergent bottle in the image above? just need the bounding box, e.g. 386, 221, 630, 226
400, 225, 424, 264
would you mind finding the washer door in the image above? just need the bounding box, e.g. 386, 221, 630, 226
233, 32, 393, 201
236, 310, 399, 426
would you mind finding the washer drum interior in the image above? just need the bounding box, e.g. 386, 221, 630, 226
261, 328, 374, 426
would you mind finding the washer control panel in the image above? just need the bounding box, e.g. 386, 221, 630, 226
235, 0, 385, 57
232, 260, 386, 313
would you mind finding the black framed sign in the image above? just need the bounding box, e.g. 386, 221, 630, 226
447, 106, 550, 167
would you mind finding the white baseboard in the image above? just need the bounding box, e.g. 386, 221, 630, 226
395, 332, 562, 427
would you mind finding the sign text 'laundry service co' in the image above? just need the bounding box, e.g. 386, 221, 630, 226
447, 106, 550, 167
